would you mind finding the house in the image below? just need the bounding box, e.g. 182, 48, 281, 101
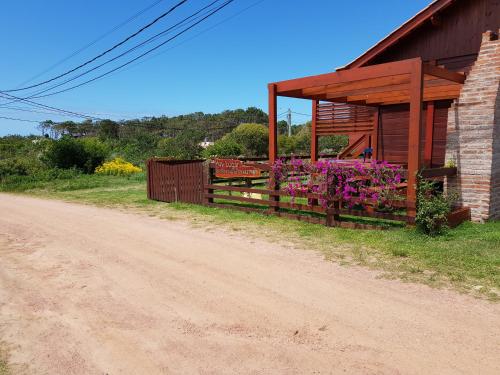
267, 0, 499, 222
199, 138, 214, 148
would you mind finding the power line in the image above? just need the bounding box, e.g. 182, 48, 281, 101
114, 0, 266, 75
24, 0, 235, 100
291, 111, 310, 117
35, 0, 266, 96
0, 115, 43, 123
14, 0, 167, 88
1, 0, 189, 93
0, 92, 101, 120
1, 105, 135, 120
6, 0, 223, 103
1, 105, 69, 116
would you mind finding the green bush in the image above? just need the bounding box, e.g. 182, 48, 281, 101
42, 136, 108, 173
227, 123, 268, 157
416, 179, 456, 236
80, 138, 109, 173
319, 135, 348, 155
203, 136, 243, 158
156, 129, 204, 160
278, 135, 298, 155
0, 158, 32, 178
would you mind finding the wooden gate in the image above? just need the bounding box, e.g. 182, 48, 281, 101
147, 159, 205, 204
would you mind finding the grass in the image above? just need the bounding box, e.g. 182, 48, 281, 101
1, 173, 499, 300
0, 347, 9, 375
0, 361, 7, 375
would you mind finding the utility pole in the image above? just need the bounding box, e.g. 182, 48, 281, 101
286, 108, 292, 136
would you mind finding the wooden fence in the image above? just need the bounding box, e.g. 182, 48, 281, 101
147, 159, 205, 204
147, 158, 469, 229
203, 160, 413, 229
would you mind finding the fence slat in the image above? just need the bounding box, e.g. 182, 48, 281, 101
147, 159, 205, 204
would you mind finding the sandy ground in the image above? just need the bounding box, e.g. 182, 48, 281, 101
0, 194, 499, 375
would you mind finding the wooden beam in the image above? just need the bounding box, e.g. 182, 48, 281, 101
268, 84, 278, 163
423, 64, 465, 83
273, 58, 417, 93
424, 101, 435, 167
324, 82, 411, 100
357, 84, 460, 103
372, 108, 379, 160
365, 88, 462, 105
371, 91, 461, 105
338, 134, 367, 159
348, 89, 410, 102
311, 100, 318, 162
406, 59, 424, 218
302, 74, 411, 96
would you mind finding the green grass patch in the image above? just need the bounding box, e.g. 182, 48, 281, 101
2, 173, 499, 300
0, 347, 9, 375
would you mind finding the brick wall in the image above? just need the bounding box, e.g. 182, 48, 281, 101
445, 30, 500, 222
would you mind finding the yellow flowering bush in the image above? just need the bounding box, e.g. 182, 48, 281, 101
95, 157, 142, 176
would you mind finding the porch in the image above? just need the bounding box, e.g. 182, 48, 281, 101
267, 57, 465, 219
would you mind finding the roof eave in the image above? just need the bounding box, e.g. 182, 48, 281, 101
337, 0, 456, 71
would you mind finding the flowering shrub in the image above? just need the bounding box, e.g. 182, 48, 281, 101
95, 157, 142, 176
271, 157, 403, 210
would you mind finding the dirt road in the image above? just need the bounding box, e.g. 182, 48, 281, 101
0, 194, 499, 374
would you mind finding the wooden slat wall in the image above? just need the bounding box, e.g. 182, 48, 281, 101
431, 101, 452, 166
315, 102, 376, 135
370, 0, 499, 70
378, 104, 409, 164
377, 101, 450, 166
147, 159, 205, 204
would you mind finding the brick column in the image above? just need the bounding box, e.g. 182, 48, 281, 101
445, 30, 500, 222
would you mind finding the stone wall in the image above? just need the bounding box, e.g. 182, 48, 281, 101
445, 30, 500, 222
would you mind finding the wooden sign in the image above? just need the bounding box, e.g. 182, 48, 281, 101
214, 159, 261, 178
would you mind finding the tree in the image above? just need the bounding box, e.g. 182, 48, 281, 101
156, 128, 204, 160
42, 136, 108, 173
278, 135, 298, 155
278, 120, 288, 135
37, 120, 54, 137
294, 123, 311, 154
319, 135, 348, 155
98, 119, 119, 140
203, 136, 243, 158
227, 123, 268, 157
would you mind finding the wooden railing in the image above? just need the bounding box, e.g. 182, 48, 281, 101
204, 161, 412, 229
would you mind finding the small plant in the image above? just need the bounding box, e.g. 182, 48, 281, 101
392, 248, 409, 257
445, 159, 456, 168
95, 157, 142, 176
416, 178, 456, 236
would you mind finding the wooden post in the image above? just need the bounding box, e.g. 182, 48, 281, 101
325, 202, 340, 227
371, 108, 379, 160
311, 100, 319, 162
424, 101, 435, 168
406, 59, 424, 219
205, 161, 214, 205
268, 83, 280, 212
268, 83, 278, 163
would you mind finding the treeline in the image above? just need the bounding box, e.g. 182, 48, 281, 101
39, 107, 269, 141
0, 107, 347, 187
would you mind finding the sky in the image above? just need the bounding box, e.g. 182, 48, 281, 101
0, 0, 432, 136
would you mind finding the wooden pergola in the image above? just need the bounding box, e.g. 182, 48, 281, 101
267, 57, 464, 217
